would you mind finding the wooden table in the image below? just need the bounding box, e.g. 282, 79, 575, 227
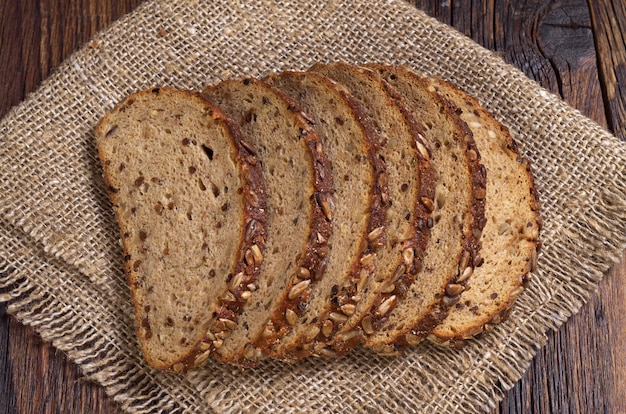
1, 1, 624, 412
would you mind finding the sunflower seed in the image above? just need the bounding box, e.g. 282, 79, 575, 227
262, 323, 274, 337
337, 330, 360, 342
378, 295, 397, 316
245, 219, 257, 241
420, 197, 435, 213
205, 331, 216, 342
457, 266, 473, 283
297, 267, 311, 279
361, 316, 374, 335
244, 249, 254, 266
340, 303, 356, 315
305, 325, 321, 341
445, 284, 464, 296
285, 309, 298, 326
357, 269, 369, 293
402, 248, 414, 266
250, 244, 263, 265
459, 250, 471, 271
415, 138, 430, 160
367, 226, 385, 241
289, 279, 311, 300
229, 272, 244, 291
392, 264, 406, 282
360, 253, 375, 267
219, 318, 237, 330
194, 350, 211, 366
316, 193, 334, 221
244, 344, 256, 359
329, 312, 348, 323
322, 319, 333, 337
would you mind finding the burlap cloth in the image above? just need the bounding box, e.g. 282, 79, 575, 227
1, 0, 625, 412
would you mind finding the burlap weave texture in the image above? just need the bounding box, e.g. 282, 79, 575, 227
1, 0, 625, 412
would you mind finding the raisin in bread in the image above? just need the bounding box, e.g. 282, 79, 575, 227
424, 77, 541, 346
95, 87, 267, 371
362, 64, 486, 354
264, 70, 389, 360
310, 62, 436, 356
202, 78, 333, 365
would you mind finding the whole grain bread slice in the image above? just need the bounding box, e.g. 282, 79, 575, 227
310, 62, 436, 357
424, 77, 541, 346
202, 78, 333, 365
95, 87, 267, 371
264, 70, 389, 360
362, 64, 486, 354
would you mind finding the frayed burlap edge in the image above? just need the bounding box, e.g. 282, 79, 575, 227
0, 218, 206, 413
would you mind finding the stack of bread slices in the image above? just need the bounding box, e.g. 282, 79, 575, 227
95, 63, 541, 372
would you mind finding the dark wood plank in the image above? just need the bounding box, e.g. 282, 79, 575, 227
588, 1, 626, 140
0, 2, 142, 412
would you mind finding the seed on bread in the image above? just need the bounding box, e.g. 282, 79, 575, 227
95, 87, 267, 372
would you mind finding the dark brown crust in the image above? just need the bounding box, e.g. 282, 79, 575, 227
424, 78, 542, 347
361, 65, 487, 353
263, 70, 391, 360
202, 78, 334, 366
308, 63, 437, 357
95, 87, 268, 372
182, 98, 268, 372
332, 70, 436, 356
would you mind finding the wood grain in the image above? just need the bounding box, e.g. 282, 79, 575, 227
0, 3, 141, 413
588, 1, 626, 140
0, 0, 624, 413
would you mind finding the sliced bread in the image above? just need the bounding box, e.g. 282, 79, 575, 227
362, 64, 487, 354
264, 70, 389, 360
95, 87, 267, 371
424, 77, 541, 346
310, 62, 436, 356
202, 78, 334, 365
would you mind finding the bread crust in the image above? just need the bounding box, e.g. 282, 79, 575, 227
202, 78, 333, 366
263, 70, 392, 360
361, 65, 487, 354
309, 63, 437, 356
95, 87, 267, 372
424, 78, 541, 347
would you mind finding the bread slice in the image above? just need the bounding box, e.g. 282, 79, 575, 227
264, 70, 389, 360
95, 87, 267, 371
362, 64, 486, 354
202, 78, 333, 365
424, 77, 541, 346
310, 62, 436, 356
